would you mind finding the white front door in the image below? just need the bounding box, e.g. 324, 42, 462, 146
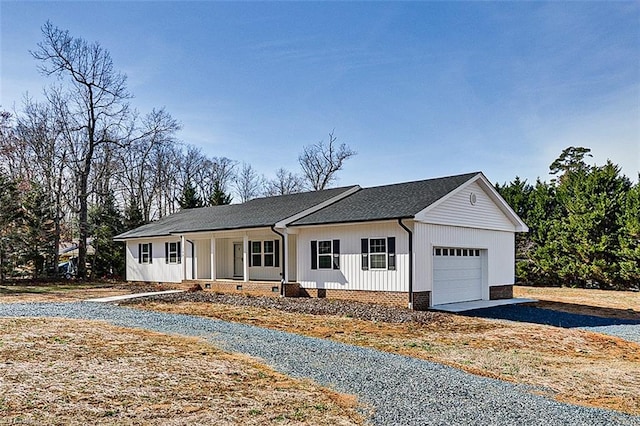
432, 247, 483, 305
233, 242, 243, 278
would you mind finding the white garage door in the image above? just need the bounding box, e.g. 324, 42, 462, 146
432, 247, 483, 305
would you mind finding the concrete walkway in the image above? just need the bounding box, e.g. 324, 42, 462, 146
84, 290, 184, 303
431, 298, 537, 313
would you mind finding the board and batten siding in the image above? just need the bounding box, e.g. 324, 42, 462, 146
419, 181, 515, 231
125, 238, 183, 283
413, 223, 515, 295
296, 222, 410, 292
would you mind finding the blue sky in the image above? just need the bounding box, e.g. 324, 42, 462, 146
1, 1, 638, 187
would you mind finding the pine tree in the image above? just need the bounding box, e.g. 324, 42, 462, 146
0, 173, 22, 282
178, 178, 203, 209
123, 199, 145, 230
88, 192, 125, 279
21, 181, 57, 277
208, 180, 232, 206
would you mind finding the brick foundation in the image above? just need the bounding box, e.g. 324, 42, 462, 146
490, 284, 513, 300
299, 288, 408, 308
129, 280, 430, 310
412, 291, 431, 311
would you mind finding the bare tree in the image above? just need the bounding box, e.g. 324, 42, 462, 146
32, 21, 131, 279
298, 131, 356, 191
264, 168, 304, 196
113, 108, 181, 222
234, 162, 263, 202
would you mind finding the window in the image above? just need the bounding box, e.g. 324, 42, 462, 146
264, 240, 274, 267
318, 240, 333, 269
369, 238, 387, 269
361, 237, 396, 271
433, 247, 481, 257
251, 241, 262, 267
138, 243, 152, 264
310, 240, 340, 270
165, 241, 181, 264
249, 240, 280, 268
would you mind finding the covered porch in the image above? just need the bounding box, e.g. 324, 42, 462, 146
180, 228, 298, 284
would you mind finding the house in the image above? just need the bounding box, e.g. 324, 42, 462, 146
114, 172, 528, 310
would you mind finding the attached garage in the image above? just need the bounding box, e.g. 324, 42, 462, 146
432, 247, 484, 305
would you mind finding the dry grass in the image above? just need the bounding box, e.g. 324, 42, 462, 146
134, 300, 640, 416
0, 284, 133, 303
0, 318, 364, 425
515, 285, 640, 320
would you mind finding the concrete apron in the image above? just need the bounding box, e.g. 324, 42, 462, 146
431, 298, 537, 313
85, 290, 185, 303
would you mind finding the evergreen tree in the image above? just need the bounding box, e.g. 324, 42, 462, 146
21, 181, 56, 277
0, 173, 22, 282
178, 178, 203, 209
618, 178, 640, 287
88, 192, 125, 279
208, 180, 232, 206
123, 198, 145, 230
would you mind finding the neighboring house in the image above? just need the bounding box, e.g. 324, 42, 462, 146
114, 172, 528, 310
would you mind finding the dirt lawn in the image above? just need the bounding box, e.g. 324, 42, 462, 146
0, 317, 363, 425
0, 283, 135, 303
515, 285, 640, 320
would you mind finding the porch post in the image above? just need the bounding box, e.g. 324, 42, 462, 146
243, 234, 249, 282
192, 241, 198, 280
210, 237, 216, 280
181, 235, 186, 281
283, 232, 289, 282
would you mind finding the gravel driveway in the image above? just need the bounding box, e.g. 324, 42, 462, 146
1, 302, 638, 426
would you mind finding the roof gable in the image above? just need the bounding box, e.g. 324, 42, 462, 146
290, 172, 479, 226
415, 173, 529, 232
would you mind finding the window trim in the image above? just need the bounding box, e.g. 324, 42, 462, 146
263, 240, 274, 267
368, 237, 387, 270
361, 237, 396, 271
138, 243, 152, 264
165, 241, 181, 264
311, 239, 340, 270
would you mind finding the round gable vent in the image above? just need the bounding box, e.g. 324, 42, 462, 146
469, 192, 477, 205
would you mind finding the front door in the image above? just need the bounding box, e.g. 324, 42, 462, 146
233, 242, 243, 278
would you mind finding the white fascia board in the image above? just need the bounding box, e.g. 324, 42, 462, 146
274, 185, 361, 229
414, 173, 529, 232
113, 234, 171, 242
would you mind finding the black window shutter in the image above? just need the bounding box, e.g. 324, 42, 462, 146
332, 239, 340, 269
274, 239, 280, 268
138, 243, 142, 263
387, 237, 396, 270
165, 242, 169, 264
149, 243, 152, 264
361, 238, 369, 271
311, 240, 317, 270
248, 241, 252, 267
177, 241, 182, 264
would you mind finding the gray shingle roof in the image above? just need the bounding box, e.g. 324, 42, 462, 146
114, 185, 358, 239
290, 172, 479, 226
115, 172, 481, 240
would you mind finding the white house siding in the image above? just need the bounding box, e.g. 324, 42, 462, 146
194, 239, 211, 279
287, 234, 297, 282
418, 181, 515, 231
216, 238, 233, 279
125, 238, 183, 283
296, 222, 409, 292
413, 223, 514, 297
